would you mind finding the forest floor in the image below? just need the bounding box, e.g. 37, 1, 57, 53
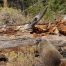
0, 25, 66, 66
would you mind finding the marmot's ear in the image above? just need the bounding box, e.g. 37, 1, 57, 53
60, 59, 66, 66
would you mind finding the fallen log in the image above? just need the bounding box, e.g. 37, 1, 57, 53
0, 35, 66, 49
0, 38, 42, 49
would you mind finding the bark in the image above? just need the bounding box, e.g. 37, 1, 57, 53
0, 38, 41, 49
0, 35, 66, 49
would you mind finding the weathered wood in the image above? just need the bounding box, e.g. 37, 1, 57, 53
0, 38, 41, 49
0, 35, 66, 49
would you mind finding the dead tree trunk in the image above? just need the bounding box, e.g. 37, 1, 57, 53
3, 0, 8, 7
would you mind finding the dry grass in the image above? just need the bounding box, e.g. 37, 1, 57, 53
0, 44, 43, 66
0, 7, 33, 25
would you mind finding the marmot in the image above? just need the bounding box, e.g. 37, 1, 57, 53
39, 40, 63, 66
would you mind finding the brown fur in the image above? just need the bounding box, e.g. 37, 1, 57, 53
39, 40, 63, 66
60, 59, 66, 66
